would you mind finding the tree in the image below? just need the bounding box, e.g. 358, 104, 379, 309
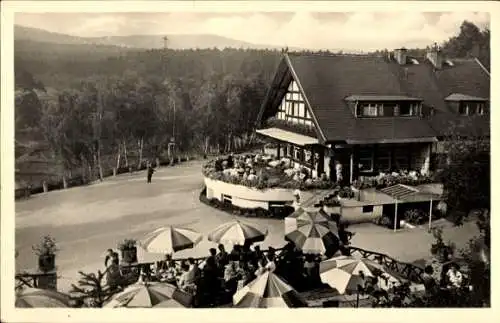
438, 118, 490, 225
70, 269, 115, 308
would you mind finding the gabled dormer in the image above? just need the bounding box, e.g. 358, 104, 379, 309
345, 95, 423, 118
444, 93, 488, 116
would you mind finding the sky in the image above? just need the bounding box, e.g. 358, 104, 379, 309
15, 11, 490, 51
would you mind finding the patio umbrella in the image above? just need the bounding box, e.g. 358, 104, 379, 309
285, 208, 340, 256
139, 226, 202, 254
208, 220, 268, 245
233, 271, 307, 308
284, 207, 337, 235
319, 255, 401, 295
104, 281, 193, 308
16, 288, 71, 308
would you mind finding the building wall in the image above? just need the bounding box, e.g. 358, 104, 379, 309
205, 177, 295, 210
340, 204, 384, 224
275, 80, 314, 126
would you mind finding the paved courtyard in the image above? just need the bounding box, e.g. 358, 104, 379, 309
15, 160, 479, 292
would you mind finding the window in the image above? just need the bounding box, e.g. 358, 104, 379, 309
400, 103, 419, 116
377, 148, 392, 172
294, 146, 302, 161
361, 104, 379, 117
459, 103, 467, 115
477, 103, 485, 115
458, 102, 487, 116
362, 205, 374, 213
358, 148, 374, 172
274, 81, 313, 124
394, 147, 409, 170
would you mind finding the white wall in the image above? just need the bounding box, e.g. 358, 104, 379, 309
204, 177, 295, 210
340, 205, 383, 224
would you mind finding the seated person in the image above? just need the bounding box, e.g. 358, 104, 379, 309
446, 264, 463, 289
178, 263, 196, 293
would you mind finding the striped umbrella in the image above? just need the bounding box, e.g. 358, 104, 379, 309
284, 207, 337, 235
139, 226, 202, 254
285, 208, 340, 256
319, 255, 401, 294
208, 220, 268, 245
233, 271, 307, 308
16, 288, 71, 308
104, 281, 193, 308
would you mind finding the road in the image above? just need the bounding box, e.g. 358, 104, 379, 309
15, 160, 479, 292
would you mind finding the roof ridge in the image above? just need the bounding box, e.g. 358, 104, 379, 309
287, 51, 378, 58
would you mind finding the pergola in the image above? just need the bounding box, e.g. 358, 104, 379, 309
378, 184, 442, 232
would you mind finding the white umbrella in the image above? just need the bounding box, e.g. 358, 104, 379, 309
208, 220, 268, 245
319, 255, 401, 294
139, 226, 202, 254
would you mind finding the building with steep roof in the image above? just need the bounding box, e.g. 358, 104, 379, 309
256, 47, 490, 183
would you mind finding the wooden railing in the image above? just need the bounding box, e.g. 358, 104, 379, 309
348, 246, 424, 283
119, 246, 424, 284
15, 270, 58, 290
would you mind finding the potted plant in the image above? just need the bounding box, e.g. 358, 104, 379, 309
32, 235, 58, 272
118, 239, 138, 264
430, 228, 455, 263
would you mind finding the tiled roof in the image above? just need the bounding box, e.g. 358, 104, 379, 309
279, 53, 490, 141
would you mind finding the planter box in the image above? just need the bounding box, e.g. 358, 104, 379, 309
38, 254, 56, 272
121, 247, 138, 264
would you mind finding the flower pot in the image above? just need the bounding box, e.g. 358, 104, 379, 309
38, 254, 55, 272
121, 247, 138, 264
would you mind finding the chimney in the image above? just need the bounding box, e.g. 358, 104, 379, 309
426, 43, 443, 69
394, 47, 407, 65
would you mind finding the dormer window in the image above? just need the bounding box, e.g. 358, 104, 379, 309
459, 102, 486, 116
346, 95, 423, 119
445, 93, 488, 116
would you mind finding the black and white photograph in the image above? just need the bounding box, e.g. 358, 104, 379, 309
0, 1, 496, 321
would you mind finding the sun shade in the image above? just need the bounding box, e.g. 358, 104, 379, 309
256, 128, 319, 146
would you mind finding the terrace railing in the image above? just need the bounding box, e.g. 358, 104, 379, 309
119, 246, 424, 284
348, 246, 424, 283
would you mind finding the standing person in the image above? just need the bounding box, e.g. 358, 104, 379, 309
215, 244, 229, 274
446, 263, 463, 289
105, 249, 119, 268
147, 163, 155, 183
292, 190, 302, 210
335, 161, 343, 184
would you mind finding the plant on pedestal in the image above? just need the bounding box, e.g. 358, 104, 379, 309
32, 235, 58, 272
430, 228, 455, 263
117, 239, 138, 264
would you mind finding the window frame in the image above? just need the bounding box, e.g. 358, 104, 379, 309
358, 147, 375, 173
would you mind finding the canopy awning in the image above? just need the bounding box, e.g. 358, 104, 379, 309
378, 184, 441, 203
256, 128, 319, 146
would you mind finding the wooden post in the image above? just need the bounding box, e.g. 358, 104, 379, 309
113, 168, 117, 177
394, 201, 398, 232
349, 149, 354, 184
277, 143, 281, 159
428, 198, 433, 232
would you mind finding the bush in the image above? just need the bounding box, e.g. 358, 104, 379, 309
404, 209, 428, 225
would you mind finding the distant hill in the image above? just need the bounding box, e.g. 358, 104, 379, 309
14, 25, 298, 50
